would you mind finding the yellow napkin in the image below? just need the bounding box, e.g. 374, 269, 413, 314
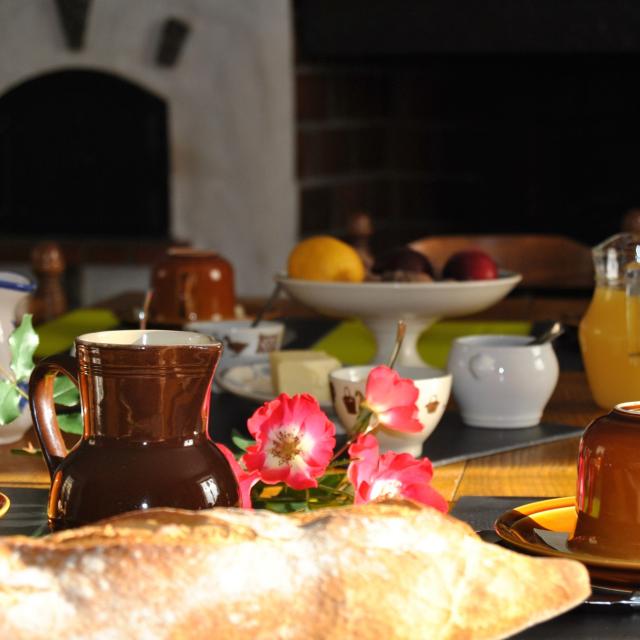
312, 319, 531, 369
35, 309, 120, 358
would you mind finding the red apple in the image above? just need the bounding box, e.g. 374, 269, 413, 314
442, 250, 498, 280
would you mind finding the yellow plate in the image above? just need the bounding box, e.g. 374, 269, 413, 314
0, 492, 10, 519
495, 497, 640, 585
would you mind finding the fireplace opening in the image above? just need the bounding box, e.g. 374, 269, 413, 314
0, 69, 169, 238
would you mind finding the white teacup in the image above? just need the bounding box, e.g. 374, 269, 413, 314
186, 320, 284, 368
329, 365, 452, 457
447, 335, 559, 429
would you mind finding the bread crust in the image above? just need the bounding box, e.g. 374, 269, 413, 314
0, 501, 590, 639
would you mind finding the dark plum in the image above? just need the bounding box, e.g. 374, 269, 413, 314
372, 247, 434, 277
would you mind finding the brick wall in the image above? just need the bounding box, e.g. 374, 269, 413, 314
296, 65, 393, 239
295, 53, 640, 247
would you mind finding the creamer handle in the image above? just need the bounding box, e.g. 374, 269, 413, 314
468, 353, 497, 380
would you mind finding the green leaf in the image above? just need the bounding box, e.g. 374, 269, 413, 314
317, 470, 347, 488
259, 500, 308, 513
53, 376, 80, 407
231, 429, 255, 453
286, 501, 308, 512
0, 379, 20, 425
261, 501, 289, 513
57, 412, 83, 435
29, 522, 49, 538
10, 446, 41, 456
8, 314, 39, 382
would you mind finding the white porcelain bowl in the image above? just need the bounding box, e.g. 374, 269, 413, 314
329, 365, 452, 457
277, 272, 521, 366
186, 320, 284, 369
447, 334, 559, 428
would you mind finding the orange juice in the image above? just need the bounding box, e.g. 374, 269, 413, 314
579, 286, 640, 408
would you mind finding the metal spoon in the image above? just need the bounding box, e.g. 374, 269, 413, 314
528, 321, 564, 346
250, 282, 282, 328
138, 289, 154, 331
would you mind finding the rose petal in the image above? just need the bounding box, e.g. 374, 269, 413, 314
363, 366, 421, 433
216, 443, 259, 509
347, 436, 446, 511
242, 393, 335, 490
347, 433, 380, 490
366, 367, 419, 412
376, 406, 423, 433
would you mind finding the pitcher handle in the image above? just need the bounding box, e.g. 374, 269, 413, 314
28, 355, 79, 479
626, 265, 640, 359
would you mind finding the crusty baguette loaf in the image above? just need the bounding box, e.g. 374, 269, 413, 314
0, 501, 589, 639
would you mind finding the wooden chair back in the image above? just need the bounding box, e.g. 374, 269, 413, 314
409, 234, 594, 290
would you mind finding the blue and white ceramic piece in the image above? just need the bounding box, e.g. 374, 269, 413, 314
0, 272, 36, 444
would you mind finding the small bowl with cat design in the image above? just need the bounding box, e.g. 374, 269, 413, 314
186, 320, 284, 370
329, 365, 452, 457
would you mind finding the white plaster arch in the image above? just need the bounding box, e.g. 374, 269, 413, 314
0, 0, 296, 295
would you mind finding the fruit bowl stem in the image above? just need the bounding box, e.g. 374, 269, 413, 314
364, 317, 438, 366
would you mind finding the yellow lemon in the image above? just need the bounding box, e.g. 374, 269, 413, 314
288, 236, 366, 282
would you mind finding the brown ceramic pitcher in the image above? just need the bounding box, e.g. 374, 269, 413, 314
29, 329, 239, 530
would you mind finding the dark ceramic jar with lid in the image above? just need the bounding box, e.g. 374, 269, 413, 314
149, 248, 236, 325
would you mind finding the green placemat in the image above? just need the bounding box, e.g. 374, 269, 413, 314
35, 309, 120, 358
313, 319, 532, 368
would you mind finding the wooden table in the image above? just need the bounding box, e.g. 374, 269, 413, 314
431, 370, 601, 503
0, 289, 598, 502
0, 370, 602, 503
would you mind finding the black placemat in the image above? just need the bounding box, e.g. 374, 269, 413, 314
0, 487, 48, 536
210, 393, 584, 466
450, 496, 539, 532
451, 496, 640, 639
424, 413, 584, 467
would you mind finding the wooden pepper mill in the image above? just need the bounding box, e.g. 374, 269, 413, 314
28, 242, 67, 324
345, 211, 374, 271
622, 207, 640, 233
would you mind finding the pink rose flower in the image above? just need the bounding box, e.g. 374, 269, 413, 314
363, 365, 423, 433
347, 434, 447, 512
242, 393, 336, 490
216, 443, 260, 509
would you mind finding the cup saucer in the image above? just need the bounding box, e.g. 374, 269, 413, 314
495, 497, 640, 585
0, 492, 10, 519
